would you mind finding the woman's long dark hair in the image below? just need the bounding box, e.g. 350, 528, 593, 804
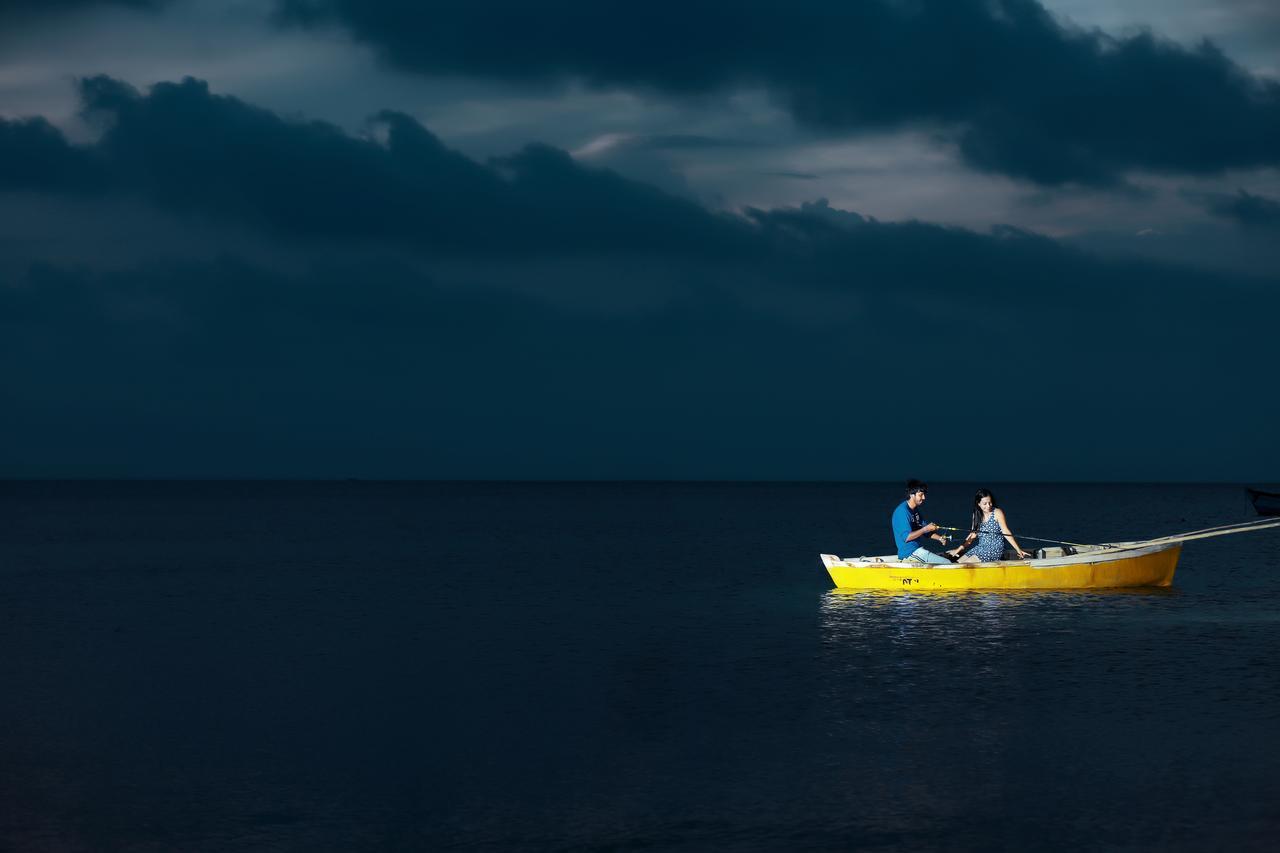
971, 489, 999, 533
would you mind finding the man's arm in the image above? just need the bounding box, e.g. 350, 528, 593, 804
906, 522, 938, 542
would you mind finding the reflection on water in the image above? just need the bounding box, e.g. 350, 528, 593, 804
816, 590, 1039, 734
809, 584, 1245, 846
817, 587, 1182, 681
820, 588, 1174, 650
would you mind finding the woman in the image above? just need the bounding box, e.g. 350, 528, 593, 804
947, 489, 1032, 563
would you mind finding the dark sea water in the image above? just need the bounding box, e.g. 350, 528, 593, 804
2, 482, 1279, 852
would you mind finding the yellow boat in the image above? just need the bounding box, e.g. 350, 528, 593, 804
820, 517, 1280, 591
821, 542, 1181, 591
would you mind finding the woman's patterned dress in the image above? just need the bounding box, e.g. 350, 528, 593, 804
969, 513, 1007, 562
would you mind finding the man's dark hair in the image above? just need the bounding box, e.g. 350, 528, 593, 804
906, 479, 928, 495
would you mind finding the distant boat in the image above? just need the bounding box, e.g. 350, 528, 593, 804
1246, 488, 1280, 517
820, 518, 1280, 591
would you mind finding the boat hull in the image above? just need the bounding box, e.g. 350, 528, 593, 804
823, 543, 1180, 591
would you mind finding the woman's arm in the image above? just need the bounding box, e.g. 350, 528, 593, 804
948, 531, 978, 557
994, 509, 1031, 558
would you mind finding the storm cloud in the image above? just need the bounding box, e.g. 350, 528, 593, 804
1189, 187, 1280, 227
275, 0, 1280, 187
2, 76, 755, 257
0, 74, 1271, 311
3, 74, 1278, 478
0, 75, 1168, 310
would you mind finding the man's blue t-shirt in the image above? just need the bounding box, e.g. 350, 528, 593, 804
891, 499, 925, 559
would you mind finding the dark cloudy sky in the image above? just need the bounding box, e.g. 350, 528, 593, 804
2, 0, 1278, 480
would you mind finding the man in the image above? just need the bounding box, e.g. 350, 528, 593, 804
891, 480, 952, 564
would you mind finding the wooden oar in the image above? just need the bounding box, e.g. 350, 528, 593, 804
1129, 518, 1280, 540
1111, 518, 1280, 549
